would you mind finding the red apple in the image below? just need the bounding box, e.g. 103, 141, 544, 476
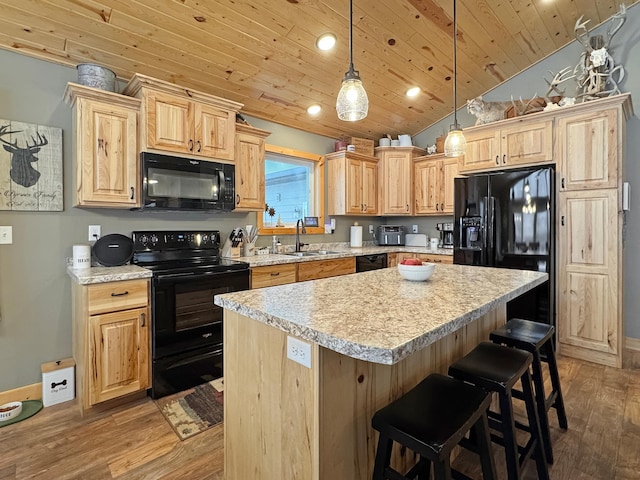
400, 258, 423, 266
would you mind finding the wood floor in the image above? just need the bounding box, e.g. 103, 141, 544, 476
0, 355, 638, 480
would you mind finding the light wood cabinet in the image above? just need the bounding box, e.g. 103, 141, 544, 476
556, 108, 618, 191
297, 257, 356, 282
326, 151, 378, 215
460, 119, 553, 173
234, 124, 270, 211
558, 189, 620, 367
376, 146, 425, 215
72, 279, 150, 411
124, 74, 242, 162
555, 95, 631, 368
395, 252, 453, 265
414, 154, 459, 215
251, 263, 297, 289
64, 83, 140, 208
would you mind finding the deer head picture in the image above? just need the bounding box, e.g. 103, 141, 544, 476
0, 124, 48, 188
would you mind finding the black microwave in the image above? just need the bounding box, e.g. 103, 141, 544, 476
140, 152, 235, 211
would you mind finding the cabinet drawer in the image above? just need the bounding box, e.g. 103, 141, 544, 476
88, 279, 149, 315
416, 254, 453, 264
251, 264, 297, 288
297, 257, 356, 282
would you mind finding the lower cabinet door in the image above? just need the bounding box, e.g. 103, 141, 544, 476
557, 189, 621, 367
89, 306, 150, 405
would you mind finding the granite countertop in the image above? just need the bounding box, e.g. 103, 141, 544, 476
233, 244, 453, 267
66, 265, 153, 285
66, 243, 452, 284
214, 264, 547, 365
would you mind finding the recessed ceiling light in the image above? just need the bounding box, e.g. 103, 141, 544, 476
316, 33, 336, 51
307, 104, 322, 115
406, 86, 421, 97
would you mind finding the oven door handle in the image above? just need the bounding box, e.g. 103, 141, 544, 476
154, 269, 246, 285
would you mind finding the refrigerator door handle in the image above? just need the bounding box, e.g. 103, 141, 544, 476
487, 196, 496, 261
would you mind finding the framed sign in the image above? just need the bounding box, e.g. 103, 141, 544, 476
0, 120, 63, 211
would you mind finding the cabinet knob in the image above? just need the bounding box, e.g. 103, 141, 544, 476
188, 139, 194, 151
197, 140, 202, 152
495, 156, 499, 165
130, 187, 134, 200
561, 178, 565, 189
111, 291, 129, 297
561, 215, 565, 226
270, 272, 280, 277
436, 203, 439, 211
361, 203, 364, 212
441, 203, 444, 211
236, 194, 240, 205
502, 154, 506, 164
363, 203, 367, 211
140, 312, 146, 327
406, 204, 409, 212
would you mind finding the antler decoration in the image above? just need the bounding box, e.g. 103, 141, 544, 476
544, 67, 576, 99
574, 3, 627, 100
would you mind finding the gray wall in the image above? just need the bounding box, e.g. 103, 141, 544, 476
0, 49, 376, 390
414, 3, 640, 339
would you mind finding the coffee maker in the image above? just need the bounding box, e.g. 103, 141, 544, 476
436, 222, 454, 248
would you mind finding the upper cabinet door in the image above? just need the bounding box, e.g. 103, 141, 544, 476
362, 158, 378, 214
500, 119, 553, 166
146, 91, 194, 154
556, 109, 618, 191
76, 97, 139, 207
234, 126, 269, 211
196, 103, 235, 161
414, 158, 439, 214
440, 157, 459, 213
460, 129, 500, 172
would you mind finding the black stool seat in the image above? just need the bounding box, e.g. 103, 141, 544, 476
490, 318, 568, 465
449, 342, 549, 480
372, 373, 496, 480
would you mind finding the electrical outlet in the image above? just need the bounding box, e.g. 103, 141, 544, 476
412, 224, 419, 234
88, 225, 101, 241
369, 225, 374, 234
0, 226, 12, 244
287, 336, 312, 368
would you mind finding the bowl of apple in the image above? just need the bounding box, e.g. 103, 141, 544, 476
397, 258, 435, 282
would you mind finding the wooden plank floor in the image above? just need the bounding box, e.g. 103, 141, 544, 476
0, 355, 638, 479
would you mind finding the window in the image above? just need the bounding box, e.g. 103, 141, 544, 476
258, 145, 325, 235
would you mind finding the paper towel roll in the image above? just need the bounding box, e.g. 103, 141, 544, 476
350, 225, 363, 247
72, 245, 91, 269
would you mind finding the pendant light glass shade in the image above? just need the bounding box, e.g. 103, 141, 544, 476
337, 71, 368, 121
336, 0, 368, 121
444, 124, 467, 157
445, 0, 466, 157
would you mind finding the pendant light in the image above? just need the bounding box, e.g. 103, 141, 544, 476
336, 0, 368, 121
444, 0, 466, 157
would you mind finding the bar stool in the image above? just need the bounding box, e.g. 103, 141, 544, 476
448, 342, 549, 480
489, 318, 568, 464
371, 373, 496, 480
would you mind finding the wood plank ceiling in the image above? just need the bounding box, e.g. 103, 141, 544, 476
0, 0, 633, 141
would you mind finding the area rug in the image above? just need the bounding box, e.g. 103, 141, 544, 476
155, 378, 224, 440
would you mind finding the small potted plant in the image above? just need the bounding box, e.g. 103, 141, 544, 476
265, 203, 276, 227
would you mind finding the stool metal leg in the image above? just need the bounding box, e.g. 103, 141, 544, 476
521, 369, 550, 480
531, 350, 554, 464
433, 458, 452, 480
545, 340, 568, 430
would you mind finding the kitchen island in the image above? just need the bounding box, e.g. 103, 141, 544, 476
214, 264, 547, 480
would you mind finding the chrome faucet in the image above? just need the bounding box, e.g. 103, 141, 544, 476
295, 219, 306, 252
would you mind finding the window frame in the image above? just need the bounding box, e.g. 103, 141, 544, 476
258, 144, 325, 236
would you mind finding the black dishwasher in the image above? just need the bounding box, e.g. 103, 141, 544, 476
356, 254, 388, 272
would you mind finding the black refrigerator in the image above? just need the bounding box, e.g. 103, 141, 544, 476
453, 166, 555, 327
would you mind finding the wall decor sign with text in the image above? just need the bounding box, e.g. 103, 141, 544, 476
0, 119, 63, 211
